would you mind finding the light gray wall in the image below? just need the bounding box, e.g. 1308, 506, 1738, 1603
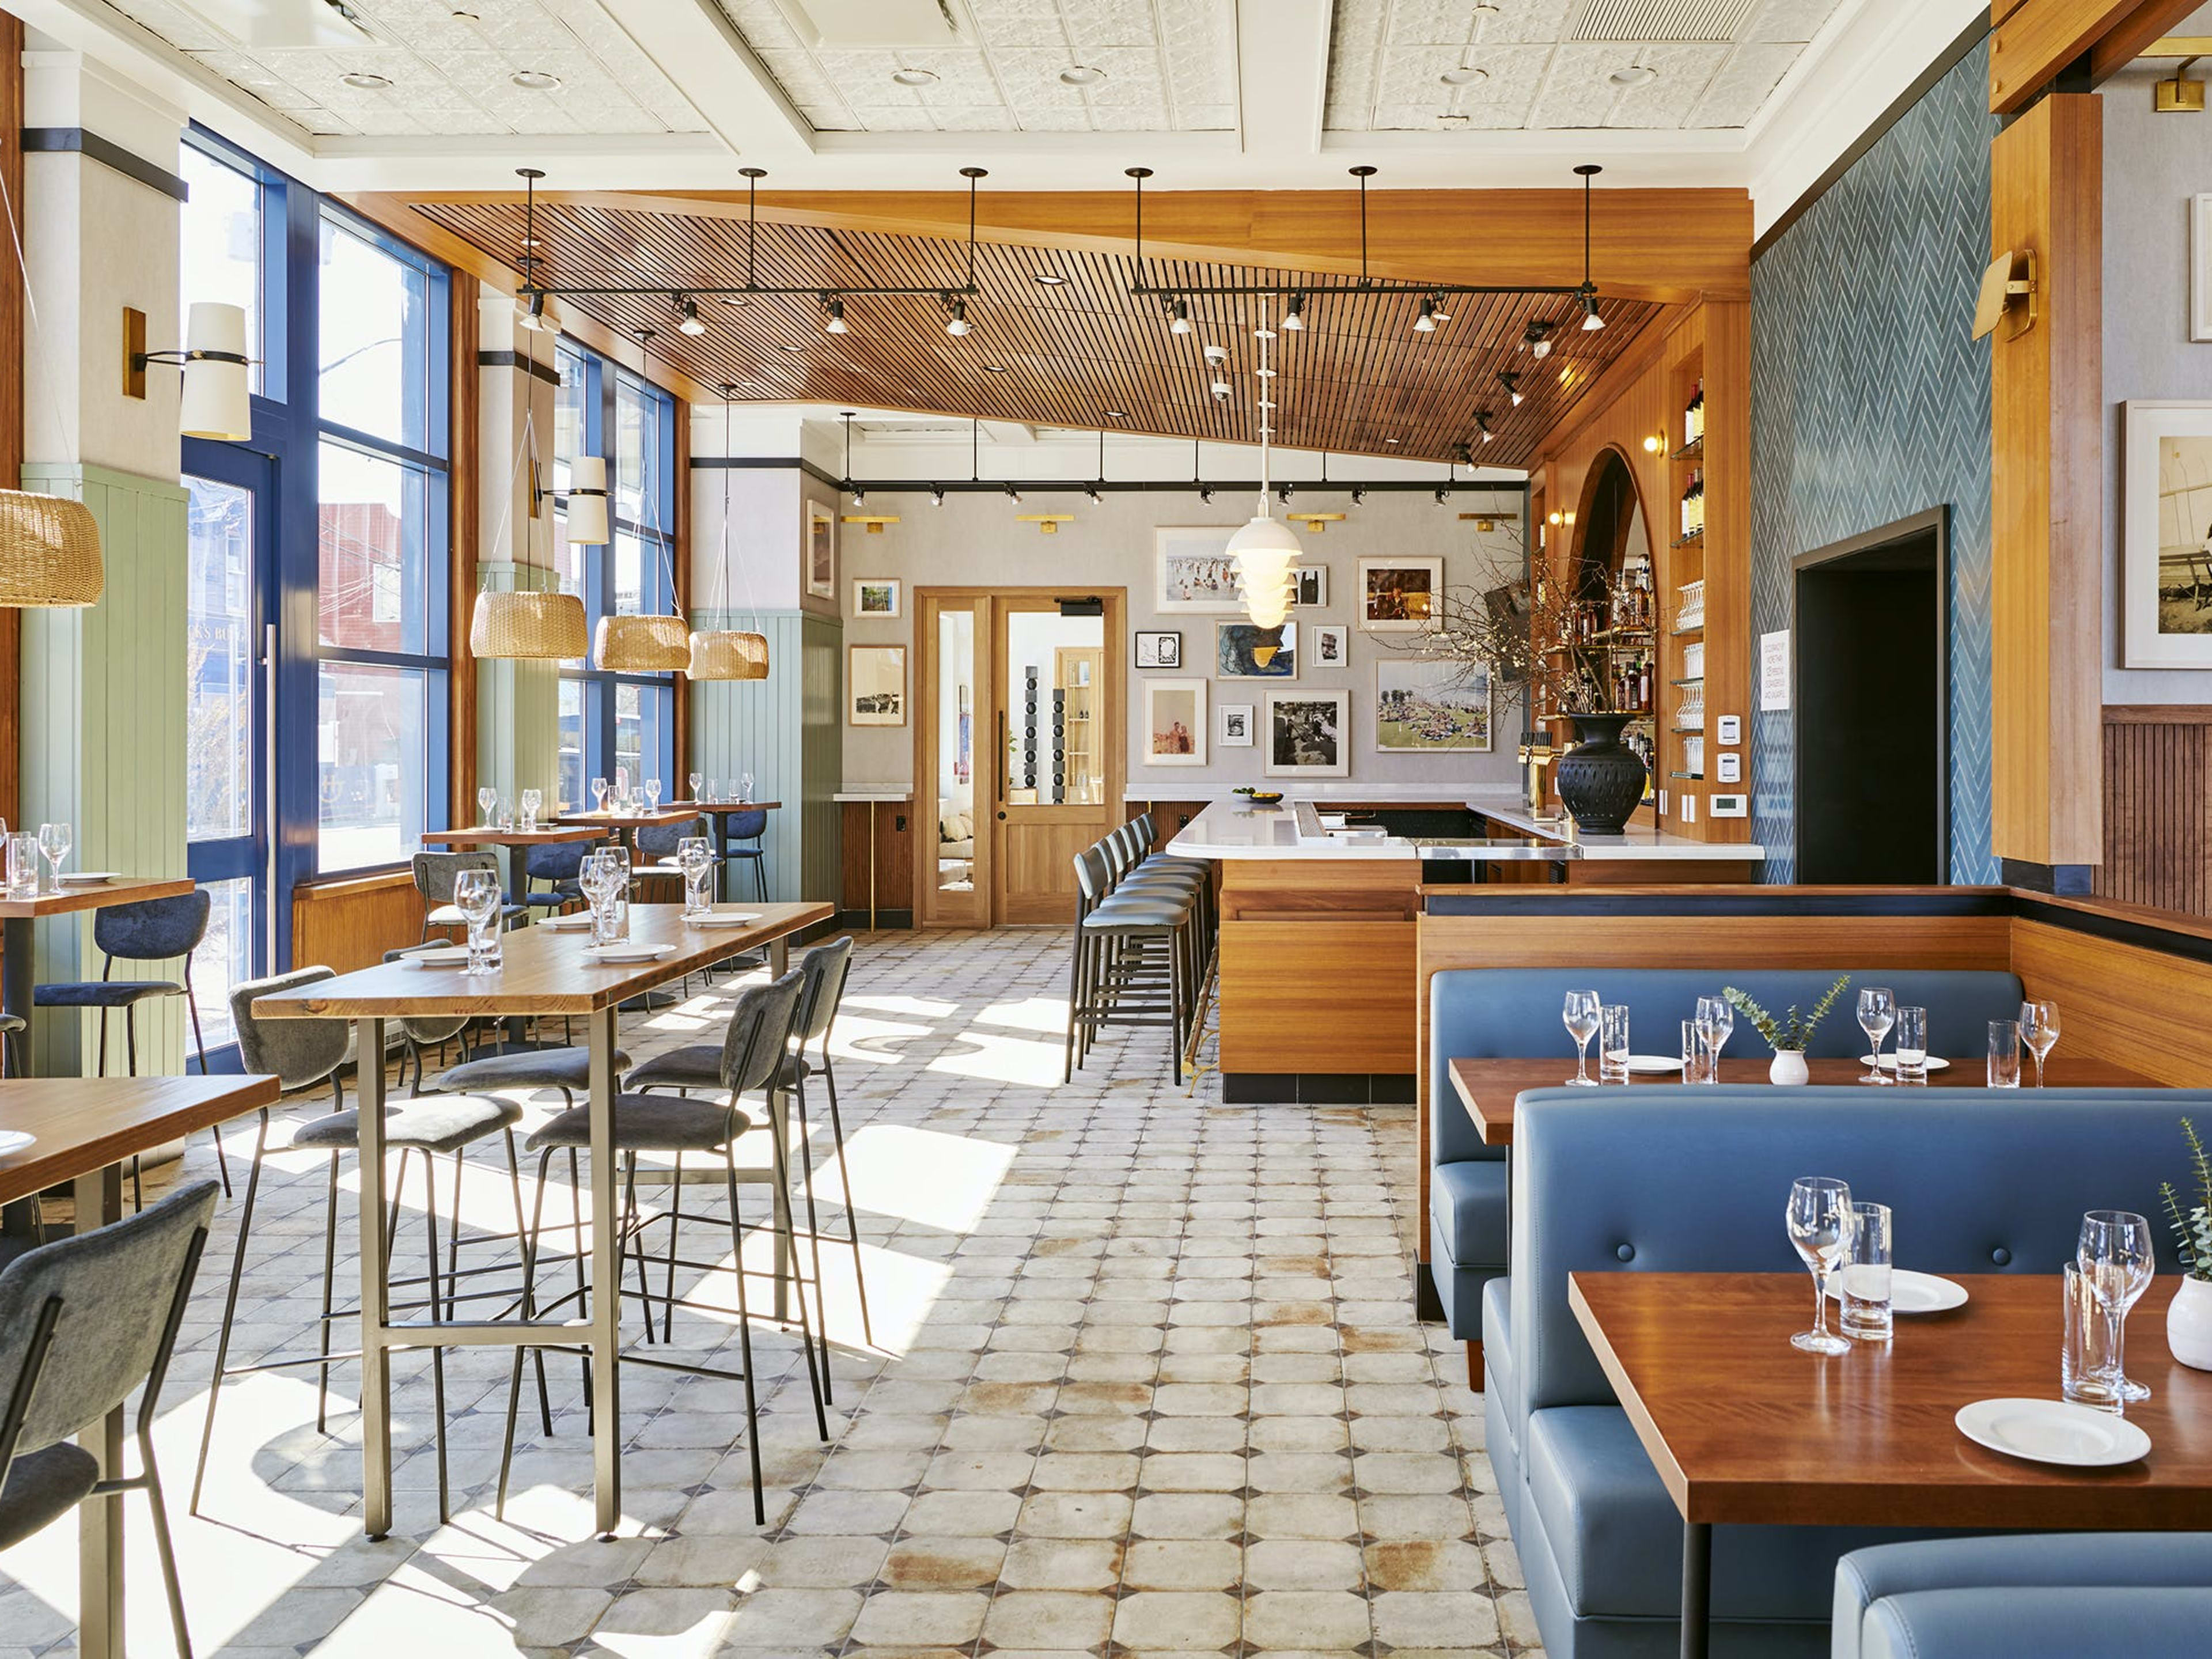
834, 484, 1528, 795
2103, 8, 2212, 703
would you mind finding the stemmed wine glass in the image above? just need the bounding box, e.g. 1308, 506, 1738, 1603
2021, 1000, 2060, 1088
1857, 986, 1896, 1084
453, 868, 502, 971
688, 771, 703, 804
740, 772, 756, 802
37, 821, 71, 892
519, 787, 541, 832
677, 835, 714, 916
2079, 1210, 2155, 1403
590, 776, 609, 814
1787, 1177, 1855, 1355
477, 785, 497, 827
1695, 994, 1733, 1080
1562, 990, 1601, 1086
645, 778, 662, 813
579, 850, 621, 945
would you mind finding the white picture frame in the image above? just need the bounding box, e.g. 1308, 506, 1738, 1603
806, 500, 838, 601
1219, 703, 1254, 747
1376, 657, 1493, 752
1135, 630, 1182, 669
851, 577, 901, 619
2123, 401, 2212, 668
847, 644, 907, 726
1143, 678, 1209, 766
1293, 566, 1328, 608
2194, 194, 2212, 344
1358, 557, 1443, 632
1215, 620, 1299, 679
1156, 526, 1245, 612
1311, 624, 1349, 668
1265, 689, 1350, 778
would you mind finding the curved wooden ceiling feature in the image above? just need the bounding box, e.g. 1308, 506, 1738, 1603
406, 196, 1664, 465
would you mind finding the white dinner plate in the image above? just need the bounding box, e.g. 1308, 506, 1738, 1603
1955, 1397, 2149, 1468
406, 946, 471, 968
1827, 1268, 1969, 1315
1625, 1054, 1685, 1074
688, 911, 762, 927
538, 913, 595, 931
582, 943, 678, 964
56, 871, 119, 884
1861, 1053, 1952, 1071
0, 1130, 36, 1158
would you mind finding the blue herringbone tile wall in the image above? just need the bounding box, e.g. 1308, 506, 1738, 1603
1749, 40, 2000, 884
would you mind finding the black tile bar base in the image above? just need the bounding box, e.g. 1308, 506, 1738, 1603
1220, 1071, 1416, 1105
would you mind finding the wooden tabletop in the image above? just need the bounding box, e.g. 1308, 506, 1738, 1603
253, 901, 832, 1020
1570, 1272, 2212, 1531
555, 808, 707, 829
667, 801, 782, 813
0, 1074, 280, 1205
1448, 1054, 2162, 1146
421, 825, 609, 847
0, 874, 197, 921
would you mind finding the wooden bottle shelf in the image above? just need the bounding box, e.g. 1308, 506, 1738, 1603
1671, 531, 1705, 549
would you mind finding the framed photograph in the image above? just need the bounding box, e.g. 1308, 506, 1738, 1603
2195, 194, 2212, 343
1143, 678, 1209, 766
1216, 619, 1298, 678
1376, 657, 1492, 752
1293, 565, 1328, 608
1265, 690, 1349, 778
806, 500, 838, 601
1311, 624, 1349, 668
1359, 557, 1442, 631
1219, 703, 1254, 747
2123, 402, 2212, 668
1135, 630, 1183, 669
847, 643, 907, 726
1156, 526, 1244, 612
851, 577, 901, 619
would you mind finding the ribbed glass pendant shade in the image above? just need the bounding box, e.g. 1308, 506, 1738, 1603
688, 628, 770, 680
0, 491, 103, 607
594, 612, 691, 672
471, 589, 587, 659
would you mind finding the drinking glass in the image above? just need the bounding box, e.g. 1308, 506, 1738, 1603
688, 771, 703, 803
607, 844, 632, 937
677, 835, 714, 916
2021, 999, 2060, 1087
701, 778, 719, 804
1892, 1006, 1929, 1085
2062, 1263, 2123, 1408
740, 772, 756, 802
1681, 1017, 1710, 1084
2079, 1210, 2156, 1403
645, 778, 662, 813
477, 785, 497, 826
1599, 1004, 1630, 1083
37, 821, 71, 892
1840, 1201, 1893, 1342
590, 775, 609, 813
579, 851, 621, 946
1857, 986, 1896, 1084
520, 788, 541, 833
1695, 994, 1733, 1078
454, 869, 502, 972
495, 796, 514, 832
1987, 1020, 2021, 1088
1786, 1176, 1854, 1355
5, 831, 39, 900
1562, 990, 1601, 1086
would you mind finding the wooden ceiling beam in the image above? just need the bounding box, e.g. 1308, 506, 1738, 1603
1991, 0, 2206, 111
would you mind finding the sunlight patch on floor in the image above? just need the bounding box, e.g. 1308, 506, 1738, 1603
975, 994, 1071, 1035
926, 1027, 1067, 1086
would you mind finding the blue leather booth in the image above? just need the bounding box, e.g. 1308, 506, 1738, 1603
1490, 1086, 2212, 1659
1426, 967, 2029, 1342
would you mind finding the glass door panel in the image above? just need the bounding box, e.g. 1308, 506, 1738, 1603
919, 596, 986, 927
993, 599, 1122, 927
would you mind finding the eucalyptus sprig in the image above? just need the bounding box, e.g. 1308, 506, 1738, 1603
2159, 1116, 2212, 1283
1721, 975, 1851, 1055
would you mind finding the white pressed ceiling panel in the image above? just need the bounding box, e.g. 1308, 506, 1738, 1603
1325, 0, 1841, 132
97, 0, 712, 137
715, 0, 1237, 134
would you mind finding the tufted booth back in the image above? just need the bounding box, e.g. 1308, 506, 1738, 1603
1429, 967, 2029, 1172
1509, 1086, 2212, 1423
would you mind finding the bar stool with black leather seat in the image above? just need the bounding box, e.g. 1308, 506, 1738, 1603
495, 968, 827, 1526
413, 849, 527, 940
0, 1179, 218, 1659
32, 888, 229, 1196
1101, 823, 1211, 1014
1064, 844, 1196, 1085
191, 966, 533, 1524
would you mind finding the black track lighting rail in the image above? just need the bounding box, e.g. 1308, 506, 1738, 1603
826, 478, 1530, 497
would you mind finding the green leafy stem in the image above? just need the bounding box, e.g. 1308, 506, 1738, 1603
1721, 975, 1851, 1055
2160, 1115, 2212, 1283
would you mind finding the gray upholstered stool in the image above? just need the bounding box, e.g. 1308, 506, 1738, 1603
412, 849, 526, 937
1065, 843, 1196, 1084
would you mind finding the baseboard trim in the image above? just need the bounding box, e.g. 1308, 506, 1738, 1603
1220, 1071, 1415, 1105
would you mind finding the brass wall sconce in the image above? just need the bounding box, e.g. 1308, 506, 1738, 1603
1016, 514, 1074, 533
1286, 512, 1344, 533
2147, 39, 2209, 111
1972, 249, 2039, 342
842, 515, 901, 534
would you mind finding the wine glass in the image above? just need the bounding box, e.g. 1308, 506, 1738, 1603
590, 776, 609, 813
677, 835, 714, 915
1695, 994, 1733, 1080
477, 784, 497, 827
1786, 1177, 1854, 1356
1857, 986, 1896, 1084
2079, 1210, 2156, 1403
645, 778, 662, 813
519, 787, 541, 832
687, 770, 703, 804
740, 772, 756, 802
1562, 989, 1601, 1086
2021, 1000, 2060, 1088
453, 869, 502, 971
578, 850, 620, 945
37, 821, 71, 892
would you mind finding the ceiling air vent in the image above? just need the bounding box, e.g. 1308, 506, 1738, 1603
177, 0, 381, 48
1572, 0, 1756, 43
781, 0, 966, 49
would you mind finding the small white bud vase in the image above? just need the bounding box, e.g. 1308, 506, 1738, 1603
2167, 1275, 2212, 1371
1769, 1050, 1810, 1086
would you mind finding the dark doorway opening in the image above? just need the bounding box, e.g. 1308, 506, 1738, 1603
1793, 508, 1949, 883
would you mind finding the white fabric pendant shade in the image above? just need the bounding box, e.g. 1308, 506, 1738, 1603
179, 302, 252, 441
471, 589, 587, 659
1230, 513, 1300, 630
594, 611, 691, 672
0, 490, 103, 607
567, 456, 611, 545
688, 628, 770, 680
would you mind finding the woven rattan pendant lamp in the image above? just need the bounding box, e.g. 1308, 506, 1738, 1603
471, 324, 587, 660
593, 329, 692, 673
688, 387, 769, 681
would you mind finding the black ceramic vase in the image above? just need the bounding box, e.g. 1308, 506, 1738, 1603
1554, 713, 1647, 835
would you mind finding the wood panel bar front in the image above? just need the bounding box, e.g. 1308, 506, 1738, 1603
1217, 858, 1421, 1078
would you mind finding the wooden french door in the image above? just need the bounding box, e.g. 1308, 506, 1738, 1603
916, 588, 1125, 928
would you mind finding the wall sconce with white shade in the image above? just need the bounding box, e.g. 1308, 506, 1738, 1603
124, 301, 253, 440
563, 455, 611, 544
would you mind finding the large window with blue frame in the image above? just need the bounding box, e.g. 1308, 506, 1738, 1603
553, 338, 676, 810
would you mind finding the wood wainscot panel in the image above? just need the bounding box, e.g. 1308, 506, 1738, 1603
1217, 858, 1423, 922
839, 800, 915, 919
2010, 914, 2212, 1087
292, 871, 428, 976
2097, 707, 2212, 918
1219, 921, 1418, 1075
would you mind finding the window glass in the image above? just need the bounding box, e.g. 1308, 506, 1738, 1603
615, 681, 669, 795
318, 441, 429, 653
192, 877, 254, 1052
554, 343, 586, 494
318, 663, 429, 871
558, 678, 585, 816
185, 474, 253, 843
180, 146, 263, 396
615, 377, 648, 526
319, 218, 429, 447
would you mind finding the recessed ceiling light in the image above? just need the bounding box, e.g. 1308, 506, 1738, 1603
891, 67, 938, 87
1105, 408, 1127, 418
1033, 271, 1067, 286
779, 342, 803, 353
1440, 66, 1486, 86
982, 363, 1009, 373
511, 69, 562, 91
342, 71, 393, 90
1059, 65, 1107, 88
1383, 436, 1401, 445
1609, 65, 1658, 88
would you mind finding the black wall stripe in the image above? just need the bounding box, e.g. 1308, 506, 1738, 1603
21, 126, 188, 202
477, 349, 565, 387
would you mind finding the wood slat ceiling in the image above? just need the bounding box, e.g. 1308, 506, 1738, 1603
406, 198, 1664, 466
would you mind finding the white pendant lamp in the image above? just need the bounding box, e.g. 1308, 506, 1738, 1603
1228, 304, 1300, 633
566, 454, 611, 544
179, 302, 253, 441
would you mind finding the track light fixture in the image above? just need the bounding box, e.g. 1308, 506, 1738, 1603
1351, 485, 1367, 505
1004, 481, 1021, 503
1500, 370, 1523, 406
1522, 321, 1555, 359
1277, 483, 1293, 503
1452, 441, 1474, 467
1574, 164, 1605, 332
676, 295, 705, 335
1478, 411, 1495, 443
930, 485, 945, 506
1582, 291, 1605, 332
1169, 297, 1192, 335
1282, 292, 1306, 331
944, 296, 970, 336
1414, 295, 1438, 334
1435, 486, 1453, 505
1087, 486, 1103, 504
823, 296, 849, 335
1199, 484, 1215, 503
517, 288, 548, 332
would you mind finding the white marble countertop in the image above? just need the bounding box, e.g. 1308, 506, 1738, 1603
833, 790, 914, 802
1166, 793, 1763, 862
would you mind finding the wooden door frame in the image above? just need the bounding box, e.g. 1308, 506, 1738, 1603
915, 586, 1126, 929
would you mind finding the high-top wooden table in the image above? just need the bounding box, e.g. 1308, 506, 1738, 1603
1449, 1054, 2161, 1146
1, 876, 197, 1069
0, 1073, 279, 1659
252, 900, 831, 1541
1569, 1272, 2212, 1659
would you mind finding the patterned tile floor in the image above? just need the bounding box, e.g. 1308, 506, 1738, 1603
0, 927, 1533, 1658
